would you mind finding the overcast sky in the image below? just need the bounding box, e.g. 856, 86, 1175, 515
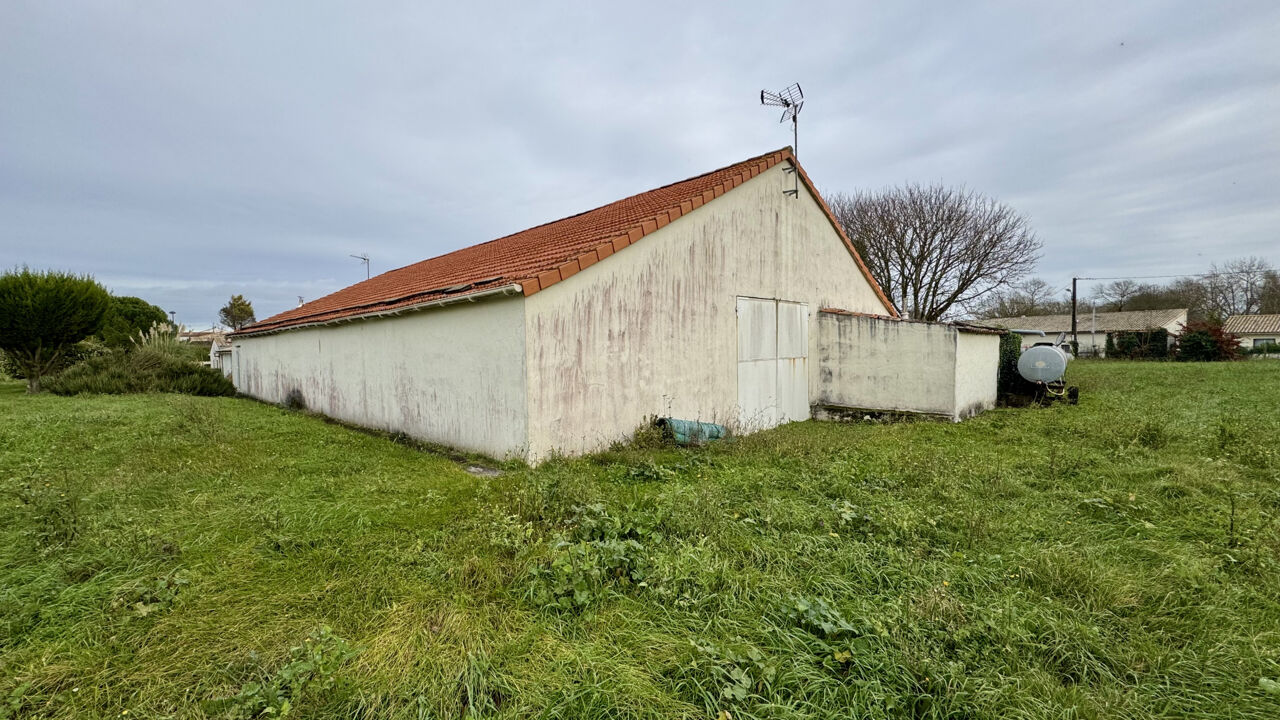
2, 2, 1278, 326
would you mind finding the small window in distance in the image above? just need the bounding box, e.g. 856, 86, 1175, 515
1254, 338, 1276, 347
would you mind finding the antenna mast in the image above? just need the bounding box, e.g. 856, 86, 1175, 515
760, 82, 804, 197
350, 253, 370, 280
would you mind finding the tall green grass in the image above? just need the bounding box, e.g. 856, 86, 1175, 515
1, 362, 1278, 718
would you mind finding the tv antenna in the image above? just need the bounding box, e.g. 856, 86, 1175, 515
350, 253, 370, 280
760, 82, 803, 197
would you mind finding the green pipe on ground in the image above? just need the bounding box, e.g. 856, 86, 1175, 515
655, 417, 728, 445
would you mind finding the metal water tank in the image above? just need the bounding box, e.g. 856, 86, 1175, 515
1017, 345, 1069, 384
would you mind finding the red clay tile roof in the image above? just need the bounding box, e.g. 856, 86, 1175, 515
235, 147, 896, 336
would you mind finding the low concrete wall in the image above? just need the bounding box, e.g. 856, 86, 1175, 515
816, 312, 998, 421
816, 313, 957, 417
954, 331, 1000, 418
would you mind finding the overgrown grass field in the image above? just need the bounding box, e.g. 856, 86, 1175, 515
1, 361, 1278, 718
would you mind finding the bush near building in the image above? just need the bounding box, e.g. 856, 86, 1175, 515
44, 348, 234, 397
1106, 328, 1171, 360
996, 332, 1034, 399
1174, 321, 1242, 362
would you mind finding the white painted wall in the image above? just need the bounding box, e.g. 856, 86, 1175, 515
1237, 334, 1279, 349
233, 297, 528, 459
522, 162, 890, 459
815, 313, 957, 417
954, 332, 1000, 419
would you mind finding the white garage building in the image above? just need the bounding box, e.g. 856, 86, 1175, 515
230, 148, 999, 461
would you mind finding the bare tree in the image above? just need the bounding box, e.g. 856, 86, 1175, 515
971, 277, 1068, 319
1262, 272, 1280, 314
1202, 257, 1276, 320
1092, 279, 1141, 311
829, 184, 1041, 321
1121, 278, 1208, 318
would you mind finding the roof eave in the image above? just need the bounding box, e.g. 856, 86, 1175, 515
230, 283, 524, 339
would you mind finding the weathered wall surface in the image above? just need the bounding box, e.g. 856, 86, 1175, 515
953, 332, 1000, 419
233, 297, 528, 459
523, 162, 891, 459
815, 313, 958, 417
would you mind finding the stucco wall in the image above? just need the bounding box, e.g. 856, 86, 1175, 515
233, 297, 528, 459
953, 332, 1000, 419
815, 313, 958, 417
522, 162, 891, 459
1236, 334, 1278, 349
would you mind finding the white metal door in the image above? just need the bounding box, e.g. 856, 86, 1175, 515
776, 301, 810, 422
737, 298, 809, 430
737, 297, 778, 430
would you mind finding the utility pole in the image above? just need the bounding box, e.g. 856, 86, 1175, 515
1070, 277, 1078, 351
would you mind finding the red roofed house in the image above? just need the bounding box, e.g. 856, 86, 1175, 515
229, 148, 996, 460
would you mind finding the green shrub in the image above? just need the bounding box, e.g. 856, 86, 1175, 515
997, 332, 1036, 399
98, 296, 168, 347
1174, 322, 1241, 362
0, 268, 112, 392
1248, 342, 1280, 355
997, 332, 1021, 392
1106, 328, 1170, 359
44, 349, 234, 397
0, 339, 108, 380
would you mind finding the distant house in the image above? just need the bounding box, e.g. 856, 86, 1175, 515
209, 339, 234, 376
1223, 314, 1280, 350
179, 329, 228, 346
982, 308, 1187, 357
228, 148, 1000, 461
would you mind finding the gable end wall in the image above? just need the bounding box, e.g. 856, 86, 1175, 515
522, 162, 889, 459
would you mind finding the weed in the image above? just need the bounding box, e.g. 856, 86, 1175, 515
12, 476, 83, 549
0, 683, 31, 720
110, 571, 190, 619
782, 595, 858, 639
623, 458, 677, 483
683, 639, 778, 708
626, 420, 670, 450
1134, 419, 1170, 449
213, 626, 360, 718
526, 503, 664, 610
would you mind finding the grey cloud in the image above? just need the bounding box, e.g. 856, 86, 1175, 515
2, 1, 1277, 322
